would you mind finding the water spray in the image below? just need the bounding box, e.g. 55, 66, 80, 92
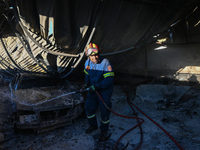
34, 88, 89, 106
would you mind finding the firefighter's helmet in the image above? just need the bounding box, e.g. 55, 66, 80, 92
85, 43, 100, 56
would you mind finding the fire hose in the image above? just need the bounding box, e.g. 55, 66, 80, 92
38, 86, 184, 149
93, 86, 185, 150
94, 90, 144, 150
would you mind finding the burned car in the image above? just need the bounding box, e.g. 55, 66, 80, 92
10, 73, 85, 133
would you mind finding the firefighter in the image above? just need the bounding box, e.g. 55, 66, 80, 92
83, 43, 114, 139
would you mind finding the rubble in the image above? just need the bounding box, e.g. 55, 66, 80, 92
136, 84, 191, 103
0, 77, 200, 149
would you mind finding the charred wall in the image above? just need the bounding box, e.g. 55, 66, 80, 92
117, 42, 200, 83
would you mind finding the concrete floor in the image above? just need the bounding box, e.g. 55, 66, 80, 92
1, 77, 200, 150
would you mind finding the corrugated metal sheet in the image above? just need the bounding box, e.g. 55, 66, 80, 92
0, 0, 199, 77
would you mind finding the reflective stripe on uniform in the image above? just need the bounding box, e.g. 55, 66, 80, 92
87, 114, 95, 119
84, 69, 89, 75
101, 119, 110, 124
103, 72, 114, 78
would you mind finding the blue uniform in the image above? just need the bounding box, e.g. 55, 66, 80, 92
84, 56, 114, 132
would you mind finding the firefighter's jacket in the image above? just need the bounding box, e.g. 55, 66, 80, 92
84, 56, 114, 93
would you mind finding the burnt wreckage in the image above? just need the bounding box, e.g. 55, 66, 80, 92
9, 74, 85, 133
0, 0, 200, 132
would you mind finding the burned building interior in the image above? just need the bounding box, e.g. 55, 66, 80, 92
1, 0, 200, 149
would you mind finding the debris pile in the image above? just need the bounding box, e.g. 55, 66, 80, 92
0, 76, 200, 149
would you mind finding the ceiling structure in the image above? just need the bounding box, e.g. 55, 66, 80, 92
0, 0, 200, 78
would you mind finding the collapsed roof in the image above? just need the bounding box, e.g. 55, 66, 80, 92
0, 0, 200, 78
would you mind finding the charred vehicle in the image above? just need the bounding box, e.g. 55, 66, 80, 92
10, 73, 85, 133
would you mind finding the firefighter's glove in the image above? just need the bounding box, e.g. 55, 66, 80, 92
89, 85, 96, 92
83, 84, 88, 89
81, 84, 88, 92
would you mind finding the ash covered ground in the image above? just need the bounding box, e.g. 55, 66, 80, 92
0, 76, 200, 150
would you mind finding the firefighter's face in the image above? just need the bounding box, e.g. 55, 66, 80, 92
89, 54, 99, 64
